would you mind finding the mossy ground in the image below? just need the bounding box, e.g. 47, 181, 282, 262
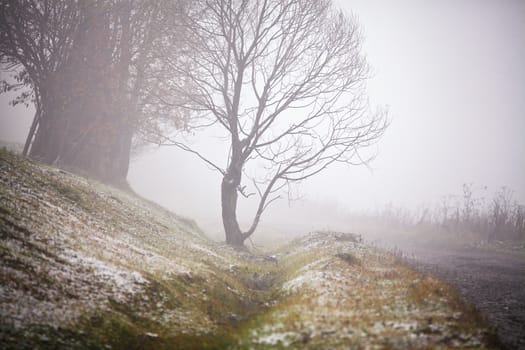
0, 149, 499, 349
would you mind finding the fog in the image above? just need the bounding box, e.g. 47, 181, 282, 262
131, 0, 525, 239
1, 2, 525, 347
1, 0, 524, 241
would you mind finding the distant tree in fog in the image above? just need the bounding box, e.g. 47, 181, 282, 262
489, 187, 513, 241
157, 0, 388, 246
379, 184, 525, 242
0, 0, 188, 187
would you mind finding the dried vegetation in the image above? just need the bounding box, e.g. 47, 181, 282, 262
0, 149, 499, 349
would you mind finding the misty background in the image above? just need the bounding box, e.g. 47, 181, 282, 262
1, 0, 524, 241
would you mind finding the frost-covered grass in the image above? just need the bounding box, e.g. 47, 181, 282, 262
235, 232, 500, 349
0, 149, 499, 349
0, 149, 268, 349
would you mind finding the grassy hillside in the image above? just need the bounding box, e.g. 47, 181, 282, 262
0, 149, 499, 349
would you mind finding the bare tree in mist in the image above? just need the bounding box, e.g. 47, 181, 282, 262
0, 0, 188, 187
157, 0, 388, 246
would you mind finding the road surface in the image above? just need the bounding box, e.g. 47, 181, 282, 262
403, 245, 525, 350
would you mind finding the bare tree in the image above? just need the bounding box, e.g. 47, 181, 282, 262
0, 0, 84, 156
0, 0, 187, 187
158, 0, 388, 246
489, 187, 513, 242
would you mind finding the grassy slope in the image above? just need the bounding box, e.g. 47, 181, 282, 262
0, 149, 499, 349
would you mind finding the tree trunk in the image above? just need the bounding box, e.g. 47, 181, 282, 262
22, 100, 41, 157
221, 172, 245, 246
29, 88, 67, 164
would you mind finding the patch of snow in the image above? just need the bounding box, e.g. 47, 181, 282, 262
282, 270, 325, 292
187, 243, 229, 262
255, 331, 299, 346
386, 321, 419, 331
61, 248, 148, 299
40, 199, 64, 214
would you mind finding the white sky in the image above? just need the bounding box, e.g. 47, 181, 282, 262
1, 0, 524, 225
324, 0, 525, 209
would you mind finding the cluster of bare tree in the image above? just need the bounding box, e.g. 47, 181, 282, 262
1, 0, 387, 246
0, 0, 189, 187
376, 184, 525, 242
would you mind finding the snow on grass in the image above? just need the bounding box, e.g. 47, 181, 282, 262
282, 270, 325, 292
0, 149, 243, 338
254, 330, 300, 346
237, 231, 497, 349
61, 248, 148, 298
0, 150, 499, 349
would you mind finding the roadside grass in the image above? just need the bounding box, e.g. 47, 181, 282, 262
234, 232, 500, 349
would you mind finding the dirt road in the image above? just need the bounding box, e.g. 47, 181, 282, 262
402, 245, 525, 350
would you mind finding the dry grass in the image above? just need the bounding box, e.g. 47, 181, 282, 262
0, 149, 499, 349
236, 232, 500, 349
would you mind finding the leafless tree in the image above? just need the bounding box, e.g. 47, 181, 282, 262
489, 187, 513, 242
157, 0, 388, 246
0, 0, 188, 186
513, 205, 525, 239
0, 0, 84, 155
